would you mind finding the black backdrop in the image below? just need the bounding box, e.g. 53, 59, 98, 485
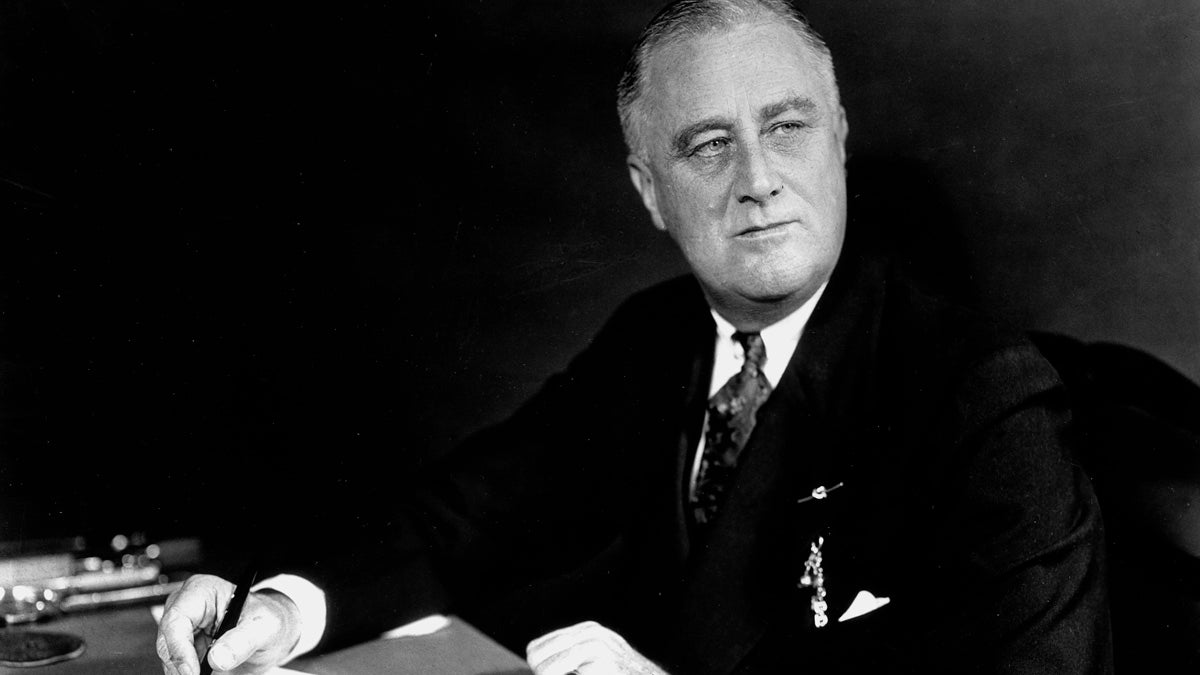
1, 1, 1196, 550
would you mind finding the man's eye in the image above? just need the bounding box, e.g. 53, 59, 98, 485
691, 137, 731, 157
771, 121, 807, 135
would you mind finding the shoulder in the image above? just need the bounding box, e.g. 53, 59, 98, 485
868, 263, 1096, 572
585, 275, 710, 347
608, 275, 707, 324
876, 262, 1062, 427
545, 275, 710, 388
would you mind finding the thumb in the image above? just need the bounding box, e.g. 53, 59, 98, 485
206, 610, 282, 672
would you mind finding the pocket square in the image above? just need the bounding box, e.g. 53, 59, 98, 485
837, 590, 890, 622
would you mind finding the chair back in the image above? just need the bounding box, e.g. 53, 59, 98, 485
1031, 331, 1200, 671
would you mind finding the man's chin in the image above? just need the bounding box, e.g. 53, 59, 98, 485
736, 275, 822, 306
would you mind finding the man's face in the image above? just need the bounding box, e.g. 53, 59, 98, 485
628, 20, 849, 325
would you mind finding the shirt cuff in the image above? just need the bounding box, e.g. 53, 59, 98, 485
252, 574, 327, 662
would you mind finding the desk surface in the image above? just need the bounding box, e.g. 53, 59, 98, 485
0, 607, 161, 675
293, 621, 531, 675
0, 607, 531, 675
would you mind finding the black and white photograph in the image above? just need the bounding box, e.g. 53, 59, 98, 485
0, 1, 1197, 672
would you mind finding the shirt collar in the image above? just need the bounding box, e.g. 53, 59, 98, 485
709, 281, 828, 390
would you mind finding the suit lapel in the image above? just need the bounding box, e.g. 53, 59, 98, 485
667, 304, 717, 565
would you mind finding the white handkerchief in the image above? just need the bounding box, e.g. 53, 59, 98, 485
837, 590, 891, 622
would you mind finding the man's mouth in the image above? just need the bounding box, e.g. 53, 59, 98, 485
736, 220, 796, 238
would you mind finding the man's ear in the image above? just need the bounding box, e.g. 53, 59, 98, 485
834, 105, 850, 166
627, 154, 667, 232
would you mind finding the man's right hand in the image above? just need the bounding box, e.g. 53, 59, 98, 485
156, 574, 302, 675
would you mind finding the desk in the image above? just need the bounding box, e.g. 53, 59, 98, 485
0, 607, 161, 674
292, 621, 532, 675
0, 607, 532, 674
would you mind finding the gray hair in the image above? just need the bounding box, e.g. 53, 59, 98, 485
616, 0, 838, 157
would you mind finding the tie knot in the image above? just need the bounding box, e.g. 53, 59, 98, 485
733, 331, 767, 371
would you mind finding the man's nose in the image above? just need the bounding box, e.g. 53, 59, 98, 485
735, 140, 782, 204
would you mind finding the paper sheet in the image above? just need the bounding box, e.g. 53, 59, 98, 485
149, 606, 452, 674
379, 614, 451, 639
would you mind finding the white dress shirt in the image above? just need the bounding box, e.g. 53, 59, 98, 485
261, 280, 828, 660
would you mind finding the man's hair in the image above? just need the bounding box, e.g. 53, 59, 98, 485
616, 0, 838, 158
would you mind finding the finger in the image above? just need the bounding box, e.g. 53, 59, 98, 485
528, 637, 610, 675
156, 633, 176, 675
527, 620, 602, 655
575, 664, 637, 675
159, 607, 206, 675
531, 633, 638, 675
158, 634, 204, 675
157, 644, 179, 675
528, 621, 629, 665
205, 601, 285, 672
156, 576, 229, 675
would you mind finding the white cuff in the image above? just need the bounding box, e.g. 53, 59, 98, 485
252, 574, 327, 662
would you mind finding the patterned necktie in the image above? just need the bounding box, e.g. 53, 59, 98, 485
691, 331, 772, 528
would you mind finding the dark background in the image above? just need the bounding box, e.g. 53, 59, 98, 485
0, 1, 1196, 551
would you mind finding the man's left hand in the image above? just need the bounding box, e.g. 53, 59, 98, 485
526, 621, 668, 675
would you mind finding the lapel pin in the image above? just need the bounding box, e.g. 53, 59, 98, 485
796, 481, 844, 504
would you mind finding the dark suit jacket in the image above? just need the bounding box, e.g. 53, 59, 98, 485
282, 248, 1112, 674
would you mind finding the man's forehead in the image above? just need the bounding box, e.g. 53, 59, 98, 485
641, 21, 833, 129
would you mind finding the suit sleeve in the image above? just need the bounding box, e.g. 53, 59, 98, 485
270, 294, 671, 653
917, 343, 1112, 674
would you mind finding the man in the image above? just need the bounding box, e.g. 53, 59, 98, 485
158, 1, 1112, 673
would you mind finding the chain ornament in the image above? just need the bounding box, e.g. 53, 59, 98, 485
798, 535, 828, 627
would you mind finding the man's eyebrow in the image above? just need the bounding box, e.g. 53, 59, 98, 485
670, 118, 732, 156
758, 95, 818, 122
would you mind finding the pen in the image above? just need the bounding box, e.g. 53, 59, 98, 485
199, 564, 258, 675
